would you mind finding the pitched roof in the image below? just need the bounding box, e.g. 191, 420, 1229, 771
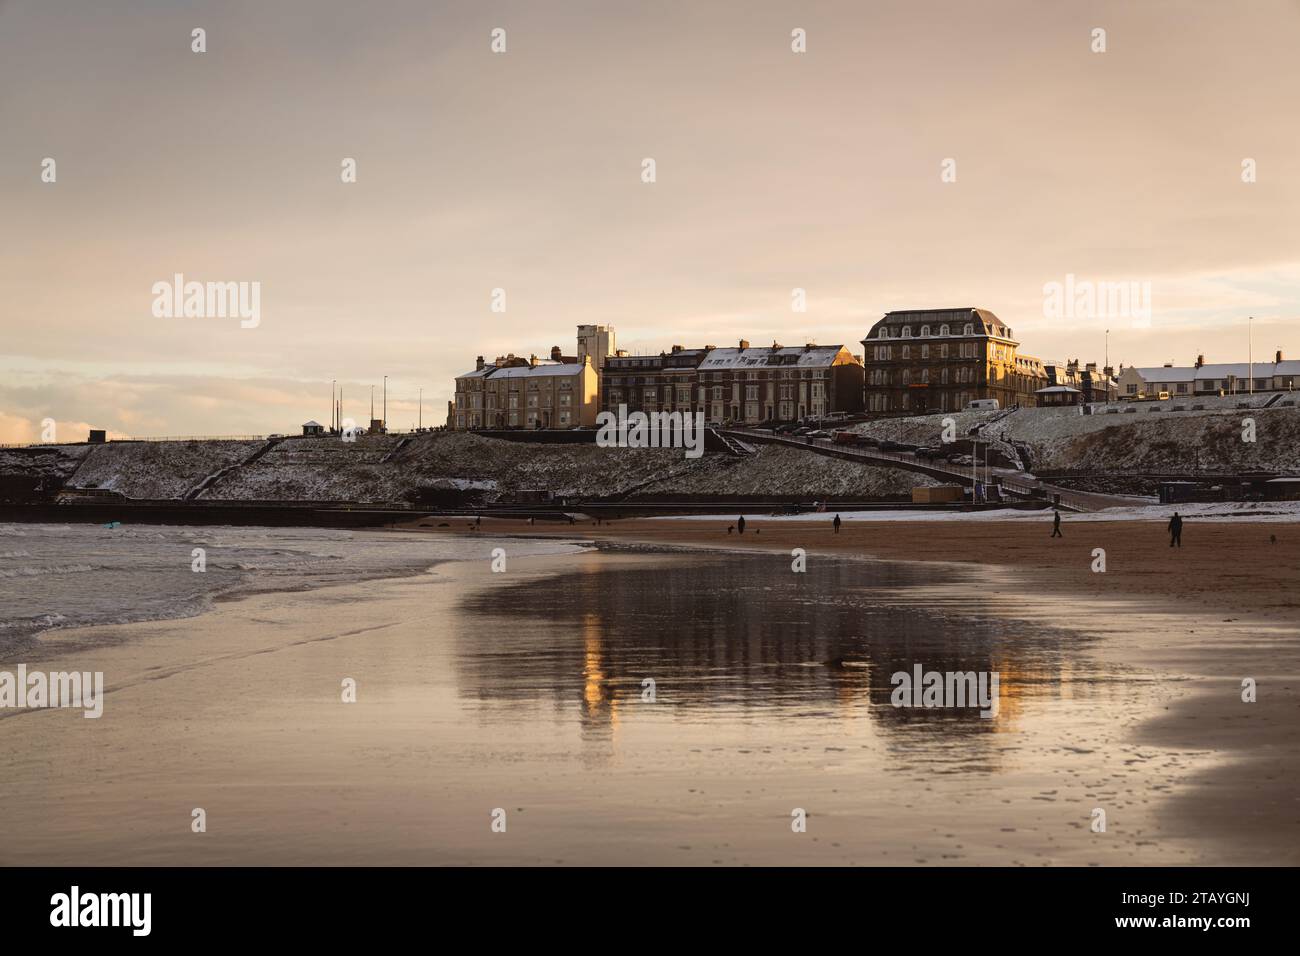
697, 345, 846, 370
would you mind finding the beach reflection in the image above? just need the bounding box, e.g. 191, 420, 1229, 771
456, 550, 1114, 759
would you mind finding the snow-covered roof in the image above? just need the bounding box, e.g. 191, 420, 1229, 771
1035, 385, 1082, 393
1195, 363, 1258, 379
1131, 366, 1197, 383
456, 365, 498, 380
1275, 360, 1300, 375
486, 362, 586, 379
302, 420, 322, 427
697, 345, 846, 370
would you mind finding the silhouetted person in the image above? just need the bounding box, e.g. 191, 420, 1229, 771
1050, 509, 1063, 538
1168, 512, 1183, 548
737, 516, 746, 535
833, 514, 842, 534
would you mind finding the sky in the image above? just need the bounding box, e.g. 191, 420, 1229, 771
2, 0, 1298, 441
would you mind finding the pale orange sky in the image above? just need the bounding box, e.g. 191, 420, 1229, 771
2, 0, 1298, 441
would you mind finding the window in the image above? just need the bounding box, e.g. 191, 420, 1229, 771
921, 344, 929, 358
878, 327, 889, 338
901, 326, 912, 338
920, 325, 930, 337
902, 345, 911, 359
964, 323, 973, 335
940, 344, 948, 359
939, 324, 949, 336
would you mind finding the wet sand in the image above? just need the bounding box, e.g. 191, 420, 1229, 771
2, 516, 1296, 865
402, 515, 1300, 864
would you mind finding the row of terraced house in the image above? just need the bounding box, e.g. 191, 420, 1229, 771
446, 308, 1117, 430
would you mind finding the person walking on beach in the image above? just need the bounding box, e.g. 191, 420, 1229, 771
833, 514, 842, 534
737, 515, 746, 535
1168, 511, 1183, 548
1050, 509, 1062, 538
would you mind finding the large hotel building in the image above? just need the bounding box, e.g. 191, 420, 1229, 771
861, 307, 1050, 413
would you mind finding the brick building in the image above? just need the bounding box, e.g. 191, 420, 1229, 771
601, 341, 864, 424
861, 308, 1047, 413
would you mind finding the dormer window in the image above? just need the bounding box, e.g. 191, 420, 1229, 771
901, 327, 912, 338
963, 323, 973, 335
939, 324, 949, 336
878, 327, 889, 339
920, 325, 930, 337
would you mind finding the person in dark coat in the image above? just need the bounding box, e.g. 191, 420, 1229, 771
833, 514, 842, 534
737, 516, 746, 535
1168, 512, 1183, 547
1051, 509, 1063, 538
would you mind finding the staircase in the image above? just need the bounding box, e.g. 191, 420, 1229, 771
184, 437, 284, 500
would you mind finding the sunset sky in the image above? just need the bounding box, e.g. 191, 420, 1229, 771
2, 0, 1298, 441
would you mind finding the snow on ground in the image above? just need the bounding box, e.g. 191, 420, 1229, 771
0, 446, 92, 483
192, 432, 935, 502
848, 401, 1300, 474
647, 500, 1300, 523
69, 440, 260, 499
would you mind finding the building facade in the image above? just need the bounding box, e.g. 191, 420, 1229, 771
450, 354, 598, 429
861, 308, 1047, 413
600, 341, 864, 424
1118, 353, 1300, 399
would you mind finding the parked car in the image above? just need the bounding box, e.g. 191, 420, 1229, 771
833, 431, 861, 446
965, 399, 1000, 411
914, 446, 944, 460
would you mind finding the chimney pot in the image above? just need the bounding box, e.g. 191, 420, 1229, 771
738, 339, 750, 350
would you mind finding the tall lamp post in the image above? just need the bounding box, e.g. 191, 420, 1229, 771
1248, 316, 1254, 396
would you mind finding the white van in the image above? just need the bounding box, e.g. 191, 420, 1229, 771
965, 399, 1000, 411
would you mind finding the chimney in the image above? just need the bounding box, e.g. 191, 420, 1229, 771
671, 344, 683, 353
738, 339, 750, 350
1195, 354, 1204, 368
1276, 349, 1283, 363
529, 354, 538, 367
550, 345, 562, 361
475, 356, 485, 371
805, 342, 816, 351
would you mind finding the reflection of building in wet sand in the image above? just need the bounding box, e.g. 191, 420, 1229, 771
456, 553, 1105, 751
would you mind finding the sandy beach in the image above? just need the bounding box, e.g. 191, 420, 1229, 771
401, 513, 1300, 864
1, 515, 1296, 866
